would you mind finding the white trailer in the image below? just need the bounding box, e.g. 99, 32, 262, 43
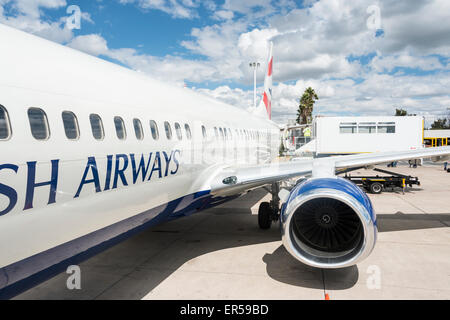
299, 116, 424, 156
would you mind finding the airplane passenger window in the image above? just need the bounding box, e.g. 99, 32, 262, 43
150, 120, 159, 140
164, 121, 172, 140
0, 105, 11, 140
28, 108, 50, 140
133, 118, 144, 140
224, 128, 228, 140
62, 111, 80, 140
202, 125, 207, 140
174, 122, 182, 140
214, 127, 218, 139
185, 124, 192, 140
114, 116, 127, 140
90, 114, 104, 140
219, 128, 224, 140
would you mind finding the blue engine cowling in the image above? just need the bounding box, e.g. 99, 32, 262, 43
281, 177, 377, 269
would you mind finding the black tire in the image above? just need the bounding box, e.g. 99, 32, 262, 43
370, 182, 383, 194
258, 202, 272, 229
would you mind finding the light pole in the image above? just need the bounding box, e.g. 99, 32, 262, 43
249, 62, 260, 108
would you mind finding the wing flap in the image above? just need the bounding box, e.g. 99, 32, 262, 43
334, 146, 450, 169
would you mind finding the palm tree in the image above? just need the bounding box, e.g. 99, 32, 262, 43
395, 108, 408, 116
296, 87, 319, 124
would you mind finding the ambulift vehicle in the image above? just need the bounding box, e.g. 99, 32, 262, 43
340, 167, 421, 194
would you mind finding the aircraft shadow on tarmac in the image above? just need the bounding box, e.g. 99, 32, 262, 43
16, 193, 450, 299
262, 212, 450, 291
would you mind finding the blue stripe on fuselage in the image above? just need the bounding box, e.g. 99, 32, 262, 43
0, 190, 237, 299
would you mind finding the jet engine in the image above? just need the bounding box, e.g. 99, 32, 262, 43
281, 177, 377, 268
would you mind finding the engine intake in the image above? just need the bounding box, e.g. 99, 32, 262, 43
281, 177, 377, 269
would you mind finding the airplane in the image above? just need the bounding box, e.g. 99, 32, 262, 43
0, 23, 449, 299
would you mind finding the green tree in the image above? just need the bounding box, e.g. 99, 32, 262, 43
395, 108, 417, 116
431, 118, 450, 129
296, 87, 319, 124
395, 108, 408, 116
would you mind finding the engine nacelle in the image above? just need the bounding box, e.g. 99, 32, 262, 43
281, 177, 377, 269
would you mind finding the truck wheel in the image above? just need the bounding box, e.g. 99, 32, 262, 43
258, 202, 272, 229
370, 182, 383, 194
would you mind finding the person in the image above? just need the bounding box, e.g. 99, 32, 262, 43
445, 162, 448, 171
303, 127, 311, 138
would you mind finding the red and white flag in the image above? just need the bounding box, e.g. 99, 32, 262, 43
257, 41, 273, 120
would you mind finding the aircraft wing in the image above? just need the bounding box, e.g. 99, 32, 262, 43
210, 146, 450, 196
332, 146, 450, 169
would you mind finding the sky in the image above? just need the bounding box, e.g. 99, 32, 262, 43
0, 0, 449, 126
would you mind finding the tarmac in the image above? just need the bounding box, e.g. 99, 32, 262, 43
14, 163, 450, 300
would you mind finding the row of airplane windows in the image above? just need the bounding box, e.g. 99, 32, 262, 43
0, 105, 269, 142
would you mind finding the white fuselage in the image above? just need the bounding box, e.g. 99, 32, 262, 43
0, 24, 279, 289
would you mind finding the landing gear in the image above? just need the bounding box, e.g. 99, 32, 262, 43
258, 183, 281, 230
258, 202, 272, 229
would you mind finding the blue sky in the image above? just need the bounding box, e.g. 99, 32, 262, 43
0, 0, 449, 125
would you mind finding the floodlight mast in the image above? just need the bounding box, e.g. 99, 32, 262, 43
249, 62, 260, 108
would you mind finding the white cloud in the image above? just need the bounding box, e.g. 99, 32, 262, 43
0, 0, 93, 43
222, 0, 274, 16
64, 0, 450, 124
377, 0, 450, 55
212, 10, 234, 21
68, 34, 109, 56
371, 54, 446, 73
118, 0, 200, 19
66, 32, 222, 84
195, 72, 450, 125
10, 0, 67, 19
195, 86, 253, 110
3, 0, 449, 123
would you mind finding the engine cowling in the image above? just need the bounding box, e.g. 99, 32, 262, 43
281, 177, 377, 269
